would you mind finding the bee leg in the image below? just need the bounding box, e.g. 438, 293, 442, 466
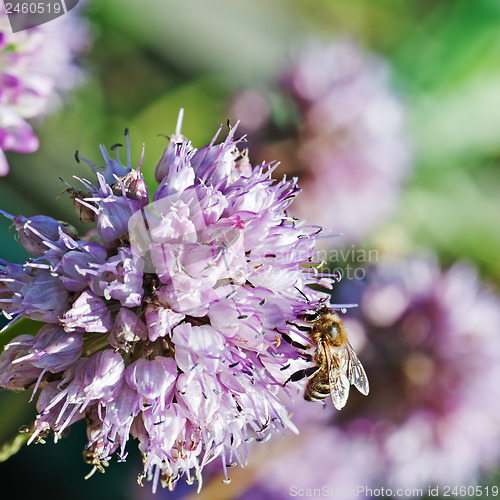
283, 365, 319, 387
300, 353, 313, 362
279, 331, 310, 351
285, 320, 311, 333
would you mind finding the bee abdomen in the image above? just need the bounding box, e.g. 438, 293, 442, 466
304, 389, 329, 402
304, 373, 330, 402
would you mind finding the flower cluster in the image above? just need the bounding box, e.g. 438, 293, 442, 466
230, 40, 411, 243
0, 5, 89, 175
236, 257, 500, 498
0, 114, 334, 492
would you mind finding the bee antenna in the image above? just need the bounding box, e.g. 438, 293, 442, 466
294, 285, 311, 304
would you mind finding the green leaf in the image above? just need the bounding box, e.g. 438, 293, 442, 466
0, 385, 37, 449
0, 431, 29, 462
0, 317, 43, 352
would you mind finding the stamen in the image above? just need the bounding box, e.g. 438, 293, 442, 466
175, 108, 184, 137
0, 209, 15, 220
124, 128, 131, 169
137, 143, 145, 171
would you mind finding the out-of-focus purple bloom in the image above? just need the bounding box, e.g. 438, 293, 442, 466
235, 257, 500, 498
0, 113, 337, 493
0, 6, 89, 175
230, 40, 411, 244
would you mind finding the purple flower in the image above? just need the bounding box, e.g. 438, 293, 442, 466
0, 112, 337, 493
0, 6, 89, 175
0, 262, 70, 322
0, 334, 44, 391
62, 290, 113, 334
90, 247, 144, 307
234, 257, 500, 498
230, 39, 411, 244
0, 211, 71, 257
0, 324, 82, 395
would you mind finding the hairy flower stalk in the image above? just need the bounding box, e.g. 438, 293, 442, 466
0, 113, 336, 492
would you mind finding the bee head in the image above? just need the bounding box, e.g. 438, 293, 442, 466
304, 304, 330, 322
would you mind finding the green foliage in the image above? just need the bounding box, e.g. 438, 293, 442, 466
0, 432, 29, 462
0, 317, 43, 352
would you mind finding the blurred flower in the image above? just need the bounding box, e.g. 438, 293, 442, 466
0, 5, 89, 175
0, 114, 336, 493
233, 257, 500, 498
230, 40, 411, 243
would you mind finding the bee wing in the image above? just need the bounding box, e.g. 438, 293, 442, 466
328, 367, 351, 410
322, 343, 350, 410
345, 341, 370, 396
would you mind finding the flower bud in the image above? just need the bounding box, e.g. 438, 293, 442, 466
10, 214, 67, 257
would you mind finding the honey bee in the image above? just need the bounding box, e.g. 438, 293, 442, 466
284, 305, 369, 410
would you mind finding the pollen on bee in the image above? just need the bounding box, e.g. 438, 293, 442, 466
275, 335, 282, 348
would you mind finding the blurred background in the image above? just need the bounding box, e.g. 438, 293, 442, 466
1, 0, 500, 498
